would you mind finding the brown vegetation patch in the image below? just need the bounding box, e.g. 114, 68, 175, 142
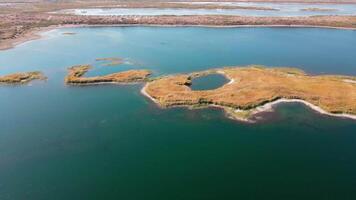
0, 71, 46, 84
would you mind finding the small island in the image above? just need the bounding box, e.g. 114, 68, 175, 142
65, 65, 150, 85
142, 66, 356, 122
95, 57, 124, 66
0, 71, 47, 84
62, 32, 76, 35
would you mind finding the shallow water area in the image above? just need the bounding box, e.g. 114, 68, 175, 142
0, 26, 356, 199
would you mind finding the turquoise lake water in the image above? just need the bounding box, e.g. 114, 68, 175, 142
0, 27, 356, 199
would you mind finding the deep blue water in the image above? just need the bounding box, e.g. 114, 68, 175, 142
0, 27, 356, 200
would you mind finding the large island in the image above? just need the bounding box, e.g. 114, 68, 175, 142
142, 66, 356, 122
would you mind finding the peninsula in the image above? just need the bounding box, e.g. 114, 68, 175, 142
142, 66, 356, 122
65, 65, 150, 85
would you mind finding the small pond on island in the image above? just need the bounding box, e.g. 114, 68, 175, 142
190, 73, 229, 90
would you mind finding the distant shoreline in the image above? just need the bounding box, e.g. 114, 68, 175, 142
180, 0, 356, 4
1, 23, 356, 51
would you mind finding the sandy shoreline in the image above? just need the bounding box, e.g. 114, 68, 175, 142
1, 23, 356, 51
252, 99, 356, 120
141, 83, 160, 104
344, 79, 356, 84
0, 24, 81, 51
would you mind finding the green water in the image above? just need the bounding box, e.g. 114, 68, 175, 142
0, 27, 356, 200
